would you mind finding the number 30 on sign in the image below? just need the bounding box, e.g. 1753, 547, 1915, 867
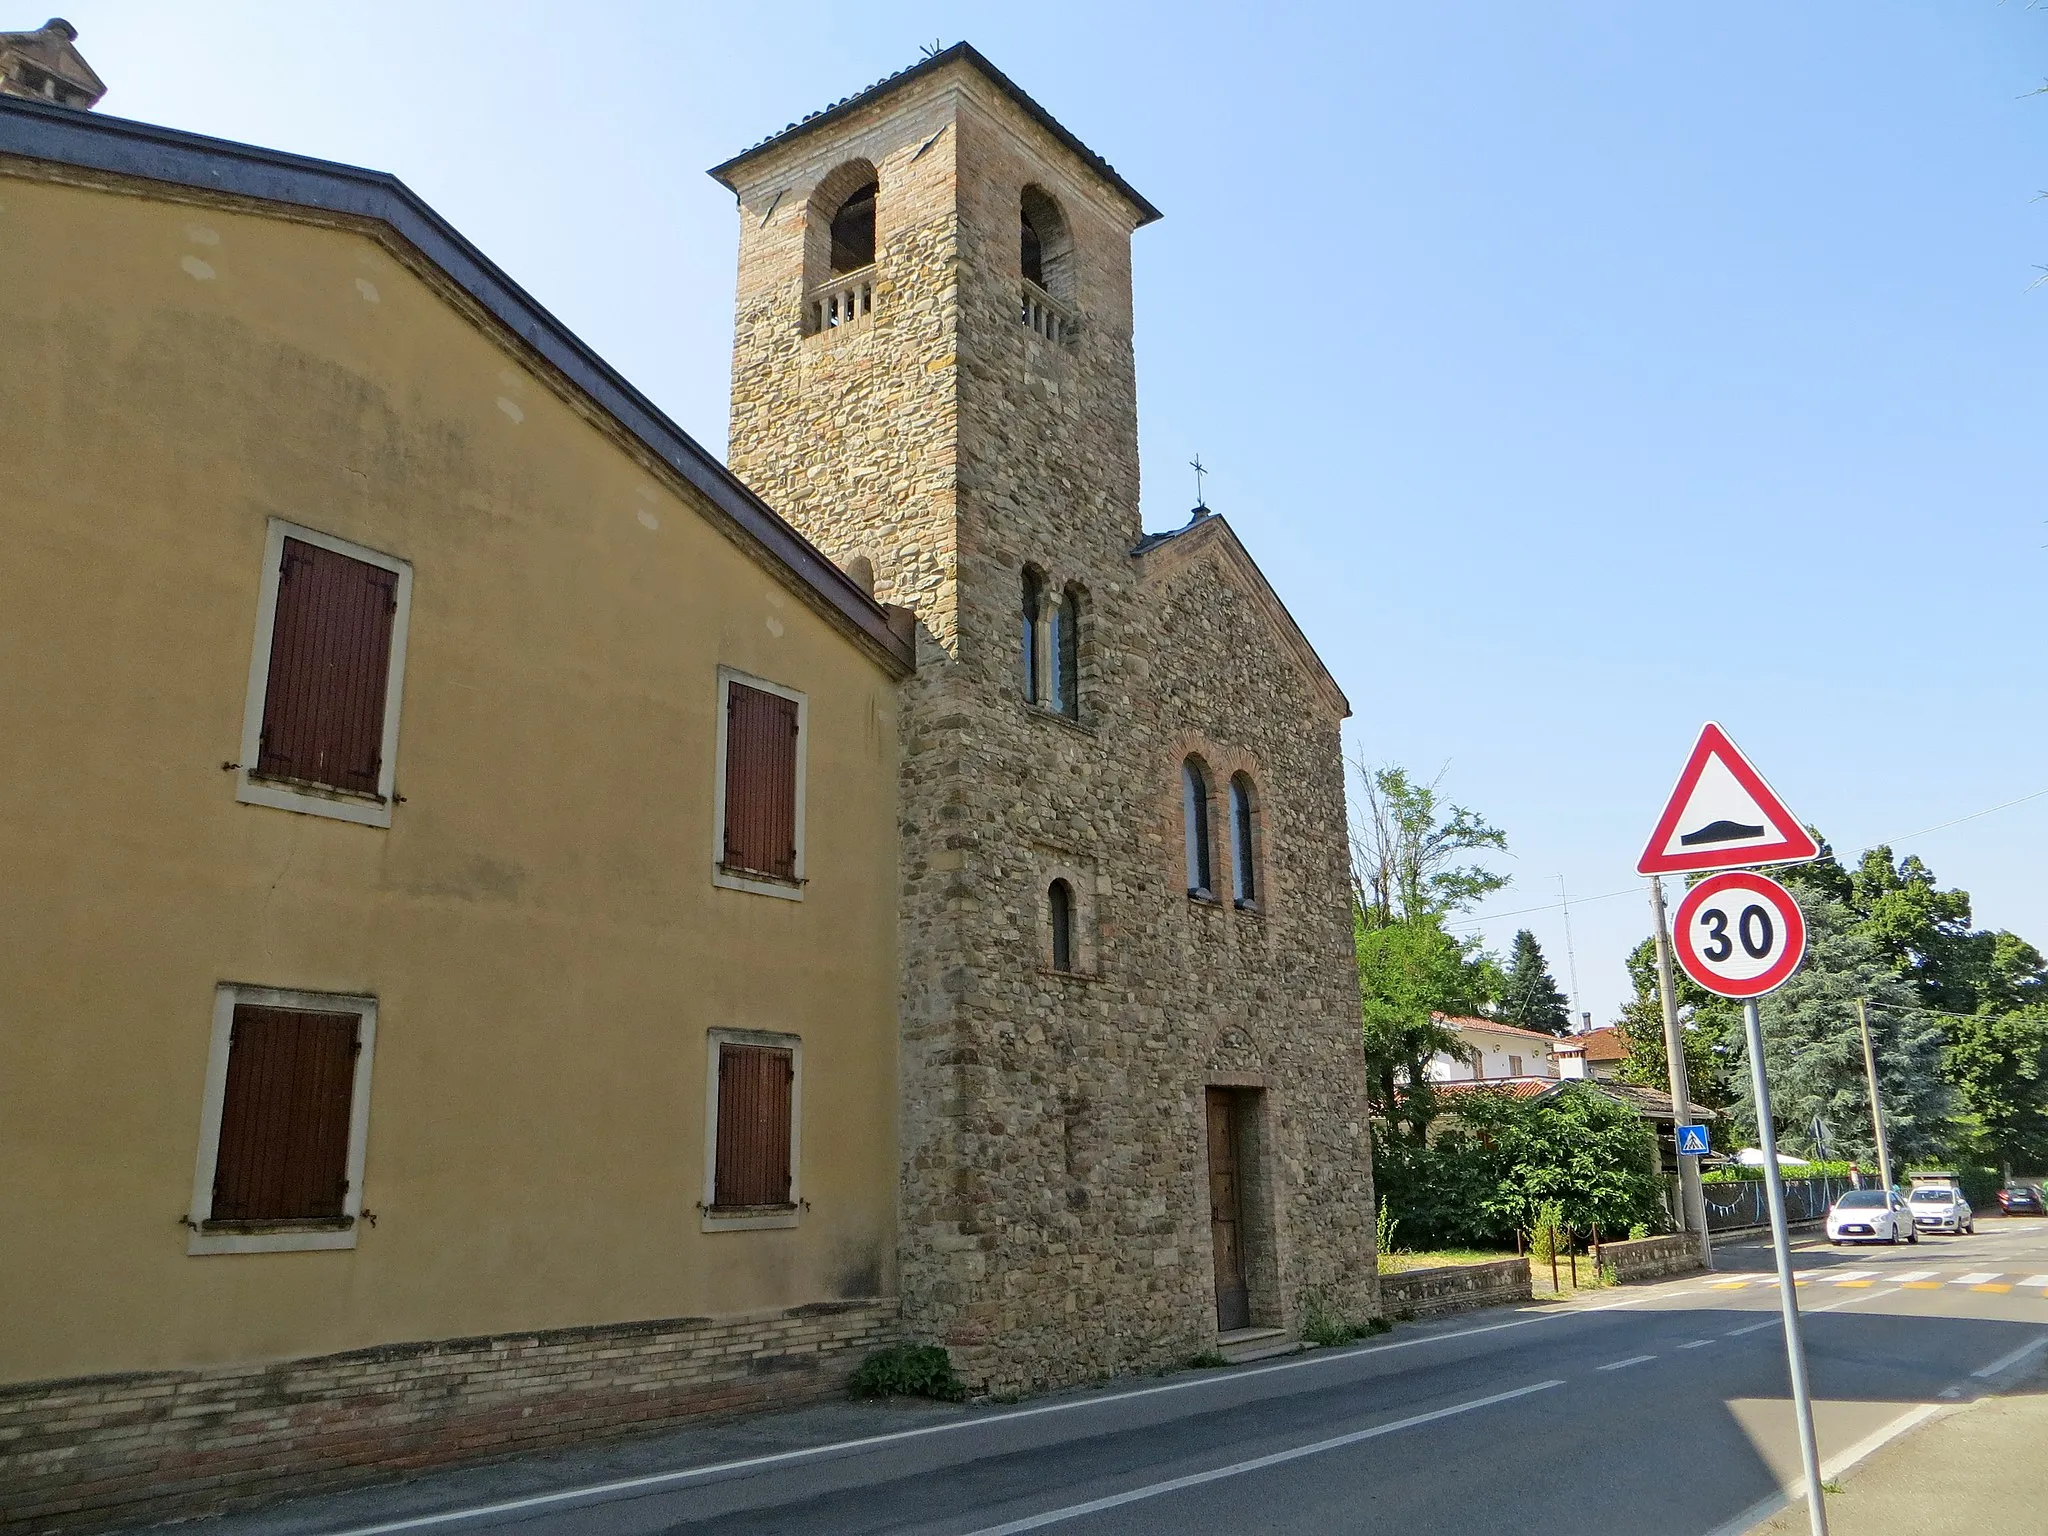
1671, 870, 1808, 999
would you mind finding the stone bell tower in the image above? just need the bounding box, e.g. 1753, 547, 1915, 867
712, 45, 1199, 1388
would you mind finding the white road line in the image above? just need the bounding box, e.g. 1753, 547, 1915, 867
312, 1289, 1705, 1536
1807, 1287, 1901, 1316
1726, 1319, 1778, 1337
961, 1380, 1565, 1535
1820, 1270, 1875, 1283
1970, 1334, 2048, 1379
1700, 1401, 1947, 1536
1953, 1272, 2002, 1286
1679, 1339, 1715, 1350
1597, 1354, 1656, 1371
1890, 1270, 1938, 1283
2018, 1274, 2048, 1288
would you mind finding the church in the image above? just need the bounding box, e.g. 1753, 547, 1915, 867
0, 33, 1373, 1529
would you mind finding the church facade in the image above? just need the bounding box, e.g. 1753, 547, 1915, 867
714, 45, 1375, 1390
0, 37, 1372, 1529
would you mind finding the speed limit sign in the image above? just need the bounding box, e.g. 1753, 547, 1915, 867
1671, 870, 1807, 998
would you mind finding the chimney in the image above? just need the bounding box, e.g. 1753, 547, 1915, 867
0, 18, 107, 110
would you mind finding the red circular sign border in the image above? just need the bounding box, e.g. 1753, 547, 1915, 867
1671, 871, 1808, 999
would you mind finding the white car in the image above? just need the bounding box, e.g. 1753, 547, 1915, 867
1826, 1188, 1919, 1245
1908, 1184, 1974, 1235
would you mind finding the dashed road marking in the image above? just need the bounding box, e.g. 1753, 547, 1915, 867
1597, 1354, 1656, 1372
1678, 1339, 1714, 1350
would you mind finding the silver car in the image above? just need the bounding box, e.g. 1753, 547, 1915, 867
1908, 1184, 1974, 1235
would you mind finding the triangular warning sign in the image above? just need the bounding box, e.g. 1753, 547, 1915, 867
1637, 723, 1819, 875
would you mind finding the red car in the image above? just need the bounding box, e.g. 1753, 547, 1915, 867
1997, 1185, 2046, 1216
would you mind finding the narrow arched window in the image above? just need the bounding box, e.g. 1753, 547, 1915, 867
1050, 587, 1080, 719
1049, 879, 1074, 972
1230, 774, 1257, 906
1183, 759, 1213, 898
829, 181, 876, 273
1021, 569, 1043, 704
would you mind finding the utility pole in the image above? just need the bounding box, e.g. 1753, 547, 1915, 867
1855, 998, 1894, 1192
1650, 878, 1711, 1270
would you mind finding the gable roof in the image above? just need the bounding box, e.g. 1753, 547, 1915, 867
0, 18, 105, 109
1572, 1027, 1628, 1062
0, 94, 914, 678
1133, 511, 1350, 720
1431, 1077, 1719, 1121
708, 42, 1161, 228
1432, 1014, 1562, 1045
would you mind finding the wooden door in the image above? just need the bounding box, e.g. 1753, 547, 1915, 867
1207, 1089, 1250, 1331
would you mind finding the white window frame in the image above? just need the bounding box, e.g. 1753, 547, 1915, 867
701, 1028, 804, 1232
236, 518, 414, 829
711, 666, 809, 901
187, 983, 379, 1256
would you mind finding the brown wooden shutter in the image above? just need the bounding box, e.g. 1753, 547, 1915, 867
713, 1043, 793, 1208
722, 683, 799, 880
211, 1005, 360, 1222
256, 538, 398, 797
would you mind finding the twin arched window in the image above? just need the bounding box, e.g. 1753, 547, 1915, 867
1021, 569, 1081, 719
1184, 759, 1261, 908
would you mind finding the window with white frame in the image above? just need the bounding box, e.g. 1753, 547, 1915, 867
187, 984, 378, 1255
236, 519, 413, 829
702, 1028, 802, 1231
714, 667, 808, 899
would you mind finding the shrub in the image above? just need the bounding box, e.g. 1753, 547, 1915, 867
1627, 1221, 1650, 1240
1528, 1201, 1566, 1264
847, 1344, 967, 1402
1299, 1288, 1386, 1347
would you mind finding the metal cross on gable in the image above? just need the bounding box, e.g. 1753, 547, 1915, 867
1189, 454, 1208, 508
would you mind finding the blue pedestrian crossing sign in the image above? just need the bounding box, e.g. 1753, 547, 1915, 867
1676, 1124, 1710, 1157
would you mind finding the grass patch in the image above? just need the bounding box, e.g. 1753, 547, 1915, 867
1186, 1349, 1231, 1369
847, 1343, 968, 1403
1380, 1248, 1517, 1273
1300, 1289, 1395, 1347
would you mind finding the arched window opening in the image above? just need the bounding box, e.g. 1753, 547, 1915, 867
1049, 879, 1075, 972
1230, 774, 1258, 907
829, 181, 877, 273
1021, 568, 1044, 704
1183, 759, 1214, 898
1050, 587, 1081, 719
1018, 185, 1074, 341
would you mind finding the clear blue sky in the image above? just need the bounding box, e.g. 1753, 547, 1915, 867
62, 2, 2048, 1024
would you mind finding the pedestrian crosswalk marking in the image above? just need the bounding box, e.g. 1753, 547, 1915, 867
1702, 1268, 2048, 1292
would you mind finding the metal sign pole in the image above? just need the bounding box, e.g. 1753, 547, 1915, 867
1744, 997, 1829, 1536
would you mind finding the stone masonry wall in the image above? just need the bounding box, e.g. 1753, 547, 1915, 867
1378, 1259, 1532, 1320
1598, 1233, 1706, 1284
0, 1300, 897, 1536
721, 56, 1376, 1395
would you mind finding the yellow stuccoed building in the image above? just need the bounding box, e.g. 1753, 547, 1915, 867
0, 36, 1375, 1533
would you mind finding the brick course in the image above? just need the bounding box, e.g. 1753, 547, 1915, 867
0, 1300, 897, 1535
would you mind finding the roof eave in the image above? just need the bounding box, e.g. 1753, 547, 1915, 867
707, 42, 1162, 228
0, 95, 914, 678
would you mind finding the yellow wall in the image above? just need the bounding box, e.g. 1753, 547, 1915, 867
0, 170, 901, 1384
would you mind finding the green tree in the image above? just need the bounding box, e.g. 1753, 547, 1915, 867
1727, 890, 1950, 1164
1349, 762, 1507, 928
1941, 1006, 2048, 1177
1350, 761, 1508, 1144
1612, 934, 1736, 1109
1358, 913, 1497, 1143
1496, 929, 1571, 1035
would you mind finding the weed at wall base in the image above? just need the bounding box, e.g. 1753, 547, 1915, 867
847, 1343, 967, 1402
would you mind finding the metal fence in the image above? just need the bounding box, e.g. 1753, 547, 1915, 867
1700, 1175, 1855, 1232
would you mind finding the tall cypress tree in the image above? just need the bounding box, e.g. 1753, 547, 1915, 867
1496, 929, 1571, 1035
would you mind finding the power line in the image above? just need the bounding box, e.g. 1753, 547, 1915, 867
1871, 787, 2048, 849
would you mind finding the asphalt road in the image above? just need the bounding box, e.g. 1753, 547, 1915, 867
200, 1220, 2048, 1536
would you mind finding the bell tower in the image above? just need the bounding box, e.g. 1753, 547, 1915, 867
712, 46, 1172, 1387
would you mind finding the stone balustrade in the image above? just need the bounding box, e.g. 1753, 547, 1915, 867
811, 266, 875, 332
1020, 278, 1073, 342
